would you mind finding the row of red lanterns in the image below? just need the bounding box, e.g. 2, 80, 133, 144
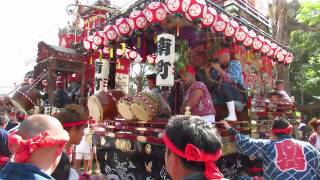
83, 0, 293, 64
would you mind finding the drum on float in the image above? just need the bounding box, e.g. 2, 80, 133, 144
130, 93, 160, 122
116, 96, 135, 120
10, 85, 41, 113
87, 89, 125, 122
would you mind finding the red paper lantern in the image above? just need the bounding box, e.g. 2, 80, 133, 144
184, 0, 207, 21
144, 2, 168, 23
130, 10, 148, 30
147, 55, 156, 64
252, 35, 264, 50
200, 7, 217, 28
166, 0, 189, 14
213, 14, 229, 32
225, 19, 239, 37
128, 50, 138, 60
102, 47, 109, 54
116, 18, 134, 37
103, 25, 119, 41
284, 53, 294, 64
243, 30, 256, 47
267, 42, 277, 57
83, 35, 94, 50
93, 31, 105, 46
261, 39, 271, 54
277, 49, 287, 62
116, 49, 125, 56
234, 25, 248, 42
273, 46, 281, 59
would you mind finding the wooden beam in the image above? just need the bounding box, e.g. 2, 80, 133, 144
47, 60, 57, 106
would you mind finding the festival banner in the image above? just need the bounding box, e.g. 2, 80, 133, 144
94, 59, 109, 93
156, 33, 175, 87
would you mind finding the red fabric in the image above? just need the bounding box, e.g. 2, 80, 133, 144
271, 125, 293, 135
62, 120, 94, 128
163, 133, 223, 179
216, 48, 230, 56
8, 131, 69, 163
0, 156, 9, 166
180, 66, 196, 76
249, 166, 263, 173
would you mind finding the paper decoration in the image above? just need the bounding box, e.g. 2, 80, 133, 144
156, 33, 175, 87
94, 59, 109, 93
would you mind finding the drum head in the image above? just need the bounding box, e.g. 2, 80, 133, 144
130, 101, 150, 122
117, 100, 134, 120
87, 96, 103, 122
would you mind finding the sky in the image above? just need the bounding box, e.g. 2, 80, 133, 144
0, 0, 135, 89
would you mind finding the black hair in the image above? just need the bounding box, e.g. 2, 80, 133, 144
272, 117, 291, 136
0, 111, 9, 127
54, 105, 87, 131
146, 73, 157, 80
165, 115, 222, 172
275, 80, 284, 86
268, 90, 283, 99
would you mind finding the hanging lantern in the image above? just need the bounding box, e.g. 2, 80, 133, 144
116, 49, 125, 56
116, 18, 134, 37
243, 30, 256, 47
252, 35, 264, 50
261, 39, 271, 54
225, 19, 239, 37
83, 35, 94, 50
184, 0, 207, 21
103, 25, 119, 42
166, 0, 189, 14
130, 10, 148, 30
102, 47, 109, 54
147, 55, 156, 64
213, 14, 229, 32
273, 46, 281, 59
144, 2, 168, 23
200, 6, 217, 28
93, 31, 106, 46
284, 53, 294, 64
128, 50, 138, 60
267, 42, 277, 57
234, 25, 248, 42
277, 49, 287, 62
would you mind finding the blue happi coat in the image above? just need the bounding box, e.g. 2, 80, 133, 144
233, 131, 320, 180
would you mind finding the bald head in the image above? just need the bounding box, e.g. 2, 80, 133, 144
18, 114, 64, 139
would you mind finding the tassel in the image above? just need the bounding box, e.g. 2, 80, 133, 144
110, 48, 114, 59
89, 52, 93, 65
154, 31, 157, 44
99, 50, 103, 60
137, 35, 141, 49
177, 21, 180, 37
121, 43, 126, 54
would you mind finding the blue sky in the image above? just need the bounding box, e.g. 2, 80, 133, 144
0, 0, 134, 87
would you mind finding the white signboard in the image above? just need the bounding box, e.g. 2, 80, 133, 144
116, 73, 130, 94
94, 59, 109, 93
156, 33, 175, 87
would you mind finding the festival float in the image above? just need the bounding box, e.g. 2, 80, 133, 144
1, 0, 298, 179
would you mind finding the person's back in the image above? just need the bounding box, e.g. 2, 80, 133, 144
0, 163, 54, 180
222, 118, 320, 180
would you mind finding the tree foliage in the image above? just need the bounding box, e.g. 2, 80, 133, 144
297, 0, 320, 27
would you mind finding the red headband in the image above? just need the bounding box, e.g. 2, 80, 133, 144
163, 133, 224, 179
62, 119, 94, 128
216, 48, 230, 56
8, 131, 69, 163
180, 66, 196, 76
272, 125, 293, 135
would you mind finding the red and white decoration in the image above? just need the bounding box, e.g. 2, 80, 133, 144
184, 0, 207, 21
82, 1, 294, 64
234, 25, 248, 42
243, 30, 256, 47
252, 35, 264, 50
83, 35, 94, 50
130, 10, 148, 30
144, 2, 168, 23
213, 14, 229, 32
225, 19, 239, 37
93, 31, 105, 46
103, 25, 119, 42
166, 0, 189, 13
201, 7, 217, 28
116, 18, 134, 37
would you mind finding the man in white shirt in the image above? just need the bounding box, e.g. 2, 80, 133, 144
274, 80, 294, 104
74, 127, 92, 174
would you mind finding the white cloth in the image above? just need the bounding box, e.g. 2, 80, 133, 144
315, 134, 320, 150
75, 128, 92, 154
201, 115, 215, 123
75, 152, 92, 160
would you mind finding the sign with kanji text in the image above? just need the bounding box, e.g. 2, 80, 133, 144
156, 33, 175, 87
94, 59, 109, 93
